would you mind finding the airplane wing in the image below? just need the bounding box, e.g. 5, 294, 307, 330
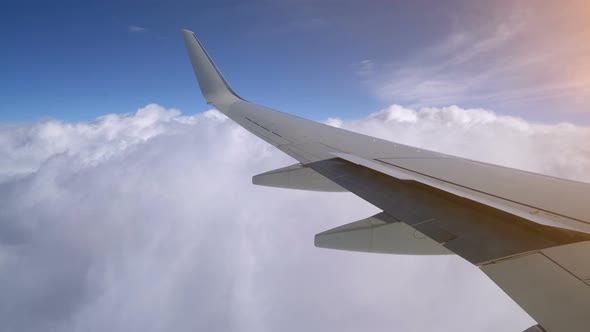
181, 29, 590, 332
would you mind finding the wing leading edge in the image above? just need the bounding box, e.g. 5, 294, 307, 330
181, 30, 590, 332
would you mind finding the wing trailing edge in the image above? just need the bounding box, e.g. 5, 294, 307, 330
331, 152, 589, 233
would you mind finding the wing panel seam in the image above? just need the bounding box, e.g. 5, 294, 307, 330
376, 158, 590, 227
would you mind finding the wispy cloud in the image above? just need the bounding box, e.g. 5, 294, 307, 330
356, 59, 375, 76
128, 25, 147, 33
363, 14, 525, 107
361, 1, 590, 118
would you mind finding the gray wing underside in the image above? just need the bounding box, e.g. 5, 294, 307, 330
181, 30, 590, 332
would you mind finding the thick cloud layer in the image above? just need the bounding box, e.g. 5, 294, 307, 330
4, 103, 588, 332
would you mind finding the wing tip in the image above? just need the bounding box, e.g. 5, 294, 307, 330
180, 29, 243, 105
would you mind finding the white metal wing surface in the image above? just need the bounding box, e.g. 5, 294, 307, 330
181, 30, 590, 332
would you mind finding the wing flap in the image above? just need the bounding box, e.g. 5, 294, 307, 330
481, 241, 590, 332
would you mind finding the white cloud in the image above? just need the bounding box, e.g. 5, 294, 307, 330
10, 103, 590, 331
128, 25, 147, 33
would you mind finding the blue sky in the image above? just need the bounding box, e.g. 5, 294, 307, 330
1, 0, 589, 124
